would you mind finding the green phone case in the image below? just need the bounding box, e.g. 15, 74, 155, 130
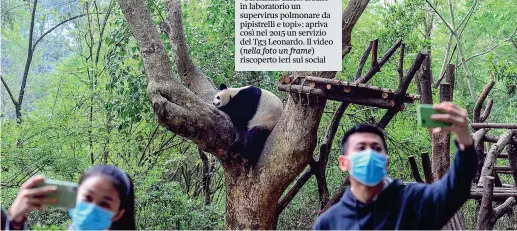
417, 104, 451, 128
34, 179, 78, 209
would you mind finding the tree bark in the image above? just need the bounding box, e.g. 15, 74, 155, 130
415, 54, 433, 105
431, 83, 452, 179
508, 141, 517, 186
472, 123, 517, 129
473, 79, 495, 123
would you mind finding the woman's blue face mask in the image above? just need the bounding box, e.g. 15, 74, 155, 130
347, 149, 388, 186
69, 201, 114, 230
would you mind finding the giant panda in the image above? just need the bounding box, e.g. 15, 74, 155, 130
213, 84, 283, 165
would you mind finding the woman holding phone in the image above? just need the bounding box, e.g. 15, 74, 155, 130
6, 165, 136, 230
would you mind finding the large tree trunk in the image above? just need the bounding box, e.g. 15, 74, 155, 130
118, 0, 372, 229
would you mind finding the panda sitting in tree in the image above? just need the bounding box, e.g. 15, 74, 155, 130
213, 84, 283, 165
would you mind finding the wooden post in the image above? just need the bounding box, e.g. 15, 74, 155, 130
431, 82, 452, 179
476, 176, 495, 230
508, 139, 517, 186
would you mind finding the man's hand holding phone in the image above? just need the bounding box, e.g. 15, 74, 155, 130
429, 102, 473, 150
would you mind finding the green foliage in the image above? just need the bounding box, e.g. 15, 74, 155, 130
135, 173, 225, 229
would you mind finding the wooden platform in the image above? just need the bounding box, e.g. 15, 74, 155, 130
278, 76, 420, 109
470, 186, 517, 199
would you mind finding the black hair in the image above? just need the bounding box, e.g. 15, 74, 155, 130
340, 123, 387, 155
1, 207, 6, 230
79, 165, 136, 230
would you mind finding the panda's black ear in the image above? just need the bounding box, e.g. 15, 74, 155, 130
219, 84, 227, 90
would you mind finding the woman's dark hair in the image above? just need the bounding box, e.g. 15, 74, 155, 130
340, 123, 387, 155
1, 207, 7, 230
79, 165, 136, 230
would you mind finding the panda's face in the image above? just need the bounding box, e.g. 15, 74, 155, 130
213, 90, 231, 108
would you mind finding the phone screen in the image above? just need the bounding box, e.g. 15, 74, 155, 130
417, 104, 451, 128
34, 179, 78, 209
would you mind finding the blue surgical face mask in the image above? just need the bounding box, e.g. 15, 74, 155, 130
347, 149, 388, 186
69, 201, 114, 230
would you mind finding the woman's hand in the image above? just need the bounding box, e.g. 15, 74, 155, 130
8, 175, 57, 223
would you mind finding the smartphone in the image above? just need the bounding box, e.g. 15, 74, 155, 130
417, 104, 451, 128
34, 179, 78, 209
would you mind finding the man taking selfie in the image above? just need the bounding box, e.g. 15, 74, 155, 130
313, 102, 477, 230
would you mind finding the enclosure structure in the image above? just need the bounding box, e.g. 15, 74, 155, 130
408, 71, 517, 230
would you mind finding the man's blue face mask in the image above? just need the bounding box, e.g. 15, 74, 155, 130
69, 201, 114, 230
347, 149, 388, 186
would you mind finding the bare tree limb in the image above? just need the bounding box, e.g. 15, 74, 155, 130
434, 33, 453, 88
166, 0, 216, 103
483, 134, 517, 145
457, 0, 478, 30
355, 41, 373, 80
476, 176, 494, 230
472, 123, 517, 129
1, 75, 18, 106
276, 166, 313, 215
460, 27, 517, 65
377, 52, 426, 128
424, 0, 455, 34
479, 99, 493, 123
427, 0, 476, 99
409, 155, 424, 183
341, 0, 371, 58
32, 14, 93, 50
398, 42, 405, 82
473, 79, 495, 123
321, 177, 350, 213
446, 0, 476, 100
357, 39, 402, 83
494, 197, 516, 220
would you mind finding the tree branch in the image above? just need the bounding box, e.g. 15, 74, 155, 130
473, 78, 495, 123
341, 0, 371, 58
457, 0, 478, 31
377, 52, 426, 128
494, 197, 516, 220
1, 75, 18, 106
321, 177, 350, 213
118, 0, 238, 160
479, 99, 493, 123
17, 0, 38, 121
461, 27, 517, 64
166, 0, 216, 103
424, 0, 455, 34
32, 13, 94, 51
427, 0, 476, 99
434, 33, 453, 88
357, 39, 402, 83
409, 155, 424, 183
355, 41, 373, 80
472, 123, 517, 129
476, 176, 494, 230
276, 167, 313, 215
398, 42, 405, 82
